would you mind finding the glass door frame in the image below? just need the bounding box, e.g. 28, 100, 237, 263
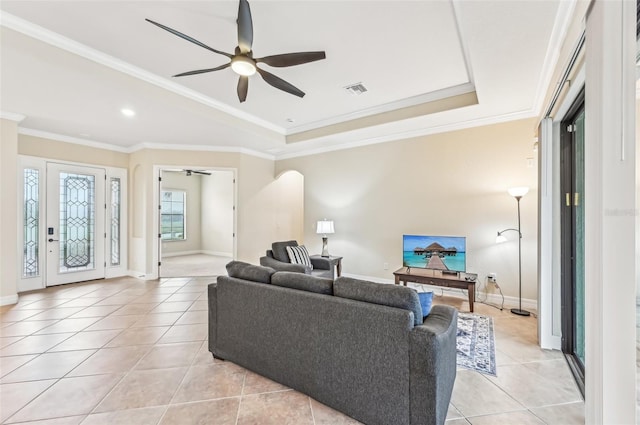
560, 87, 585, 396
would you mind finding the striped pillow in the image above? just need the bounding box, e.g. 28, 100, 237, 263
286, 245, 313, 270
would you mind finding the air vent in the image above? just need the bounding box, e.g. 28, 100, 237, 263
344, 82, 368, 95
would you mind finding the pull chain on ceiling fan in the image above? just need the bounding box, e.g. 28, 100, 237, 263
146, 0, 326, 102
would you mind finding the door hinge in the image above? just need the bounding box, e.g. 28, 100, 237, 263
104, 232, 107, 238
567, 124, 575, 133
159, 176, 162, 182
233, 232, 235, 237
104, 261, 107, 267
158, 233, 161, 238
233, 206, 236, 211
233, 179, 236, 184
565, 193, 571, 206
158, 204, 162, 210
158, 261, 161, 266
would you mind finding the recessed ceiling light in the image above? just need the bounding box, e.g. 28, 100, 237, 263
121, 108, 136, 117
286, 118, 295, 123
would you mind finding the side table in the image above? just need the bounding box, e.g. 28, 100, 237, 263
310, 255, 343, 277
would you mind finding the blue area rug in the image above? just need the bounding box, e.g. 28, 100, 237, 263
456, 312, 497, 376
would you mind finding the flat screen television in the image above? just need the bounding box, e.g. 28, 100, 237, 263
403, 234, 466, 272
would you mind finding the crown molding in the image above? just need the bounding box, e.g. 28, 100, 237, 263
285, 83, 476, 136
128, 142, 275, 161
18, 128, 275, 160
0, 111, 26, 122
275, 109, 537, 160
532, 0, 580, 116
0, 12, 285, 135
19, 128, 131, 153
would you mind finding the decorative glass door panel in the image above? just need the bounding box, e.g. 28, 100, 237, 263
46, 163, 105, 285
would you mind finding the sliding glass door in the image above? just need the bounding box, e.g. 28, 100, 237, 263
560, 89, 585, 395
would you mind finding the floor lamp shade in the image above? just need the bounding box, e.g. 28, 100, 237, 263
316, 220, 334, 257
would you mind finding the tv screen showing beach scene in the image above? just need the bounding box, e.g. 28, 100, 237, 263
403, 235, 466, 272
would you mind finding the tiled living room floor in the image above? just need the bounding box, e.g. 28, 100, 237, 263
0, 276, 584, 425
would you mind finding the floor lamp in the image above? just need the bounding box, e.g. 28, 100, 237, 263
496, 187, 530, 317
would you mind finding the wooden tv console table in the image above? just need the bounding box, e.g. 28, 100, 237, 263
393, 267, 476, 312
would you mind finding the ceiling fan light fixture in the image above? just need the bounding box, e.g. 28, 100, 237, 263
231, 56, 256, 76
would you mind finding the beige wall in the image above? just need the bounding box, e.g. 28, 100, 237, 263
277, 118, 538, 302
19, 135, 129, 168
161, 172, 202, 255
0, 119, 19, 304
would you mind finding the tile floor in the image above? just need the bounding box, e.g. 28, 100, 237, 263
0, 277, 584, 424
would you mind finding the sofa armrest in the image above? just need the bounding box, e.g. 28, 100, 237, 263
207, 282, 218, 356
408, 305, 458, 425
310, 256, 331, 270
260, 256, 309, 274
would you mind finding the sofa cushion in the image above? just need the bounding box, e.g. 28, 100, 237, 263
417, 291, 434, 317
286, 245, 313, 269
272, 240, 298, 263
226, 261, 275, 284
334, 277, 423, 325
271, 271, 333, 295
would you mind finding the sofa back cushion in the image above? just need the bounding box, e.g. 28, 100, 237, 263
334, 277, 423, 325
272, 240, 298, 263
226, 261, 276, 284
271, 271, 333, 295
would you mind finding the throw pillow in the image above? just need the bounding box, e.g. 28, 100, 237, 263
286, 245, 313, 269
417, 291, 434, 318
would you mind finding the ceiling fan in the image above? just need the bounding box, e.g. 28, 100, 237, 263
163, 169, 212, 176
146, 0, 326, 103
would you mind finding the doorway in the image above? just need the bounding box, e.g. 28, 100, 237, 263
45, 163, 106, 285
18, 157, 127, 292
560, 88, 585, 395
158, 168, 235, 278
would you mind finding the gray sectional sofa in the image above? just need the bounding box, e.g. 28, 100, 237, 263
208, 261, 458, 425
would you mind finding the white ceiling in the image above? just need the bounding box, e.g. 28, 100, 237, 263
0, 0, 572, 158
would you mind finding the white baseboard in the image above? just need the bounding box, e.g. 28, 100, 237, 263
127, 270, 159, 281
0, 294, 19, 306
162, 250, 232, 258
341, 273, 538, 311
201, 251, 233, 258
161, 250, 202, 258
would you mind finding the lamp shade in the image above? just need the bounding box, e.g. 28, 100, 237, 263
496, 234, 507, 244
316, 220, 335, 235
508, 187, 529, 198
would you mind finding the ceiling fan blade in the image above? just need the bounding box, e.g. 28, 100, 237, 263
173, 63, 230, 77
256, 67, 305, 98
256, 51, 326, 68
237, 76, 249, 103
237, 0, 253, 54
146, 18, 233, 59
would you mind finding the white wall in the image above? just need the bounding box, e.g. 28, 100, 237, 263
201, 170, 234, 257
277, 118, 538, 306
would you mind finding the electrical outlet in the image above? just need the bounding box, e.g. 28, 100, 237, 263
383, 262, 389, 270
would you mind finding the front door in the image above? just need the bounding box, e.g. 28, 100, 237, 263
46, 163, 106, 285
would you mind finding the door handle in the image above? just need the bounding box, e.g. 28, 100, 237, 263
48, 238, 59, 242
